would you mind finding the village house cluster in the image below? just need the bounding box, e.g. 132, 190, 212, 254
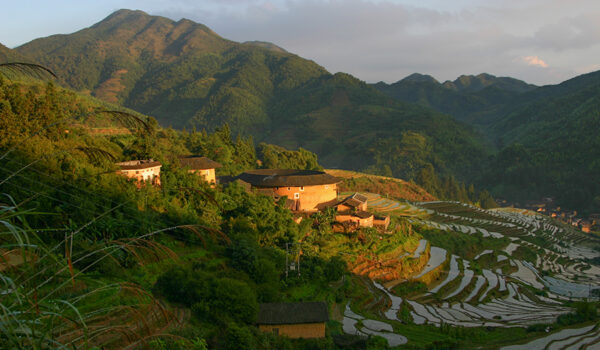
497, 198, 600, 233
115, 156, 222, 188
114, 161, 394, 339
115, 161, 391, 232
233, 169, 391, 232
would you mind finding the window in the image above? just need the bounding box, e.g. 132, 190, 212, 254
294, 193, 300, 199
272, 328, 279, 336
206, 170, 210, 175
136, 171, 139, 174
287, 187, 291, 191
300, 186, 304, 191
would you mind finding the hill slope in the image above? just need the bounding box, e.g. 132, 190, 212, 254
481, 70, 600, 210
377, 70, 600, 213
0, 43, 27, 61
15, 9, 488, 185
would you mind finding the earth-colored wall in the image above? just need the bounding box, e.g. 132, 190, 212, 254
118, 166, 161, 187
189, 168, 217, 185
271, 184, 338, 212
335, 214, 373, 227
259, 323, 326, 339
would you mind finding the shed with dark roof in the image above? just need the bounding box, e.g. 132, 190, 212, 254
257, 302, 329, 339
178, 156, 222, 170
178, 156, 222, 185
337, 193, 368, 211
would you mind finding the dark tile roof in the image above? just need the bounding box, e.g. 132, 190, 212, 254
338, 193, 368, 208
257, 302, 329, 325
178, 156, 222, 170
116, 159, 162, 170
237, 169, 341, 187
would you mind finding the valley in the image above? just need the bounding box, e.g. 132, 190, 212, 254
2, 6, 600, 350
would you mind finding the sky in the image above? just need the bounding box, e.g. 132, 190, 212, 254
2, 0, 600, 85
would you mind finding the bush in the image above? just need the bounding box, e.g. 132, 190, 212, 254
324, 256, 346, 282
212, 278, 258, 323
557, 301, 598, 326
154, 267, 258, 324
224, 323, 256, 350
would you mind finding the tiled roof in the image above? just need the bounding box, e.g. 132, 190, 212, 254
237, 169, 341, 187
338, 193, 368, 208
116, 159, 161, 170
257, 302, 329, 325
178, 156, 222, 170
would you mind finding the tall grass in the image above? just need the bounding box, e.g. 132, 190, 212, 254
0, 123, 231, 348
0, 62, 212, 348
0, 194, 190, 348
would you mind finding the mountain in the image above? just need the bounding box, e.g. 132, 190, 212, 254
481, 70, 600, 210
398, 73, 439, 84
15, 9, 488, 185
377, 69, 600, 213
373, 73, 537, 127
441, 73, 536, 93
16, 9, 326, 131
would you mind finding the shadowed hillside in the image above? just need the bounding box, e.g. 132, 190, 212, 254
376, 70, 600, 213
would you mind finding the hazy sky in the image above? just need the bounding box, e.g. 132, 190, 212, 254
2, 0, 600, 85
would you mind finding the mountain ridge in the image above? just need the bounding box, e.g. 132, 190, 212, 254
13, 9, 488, 189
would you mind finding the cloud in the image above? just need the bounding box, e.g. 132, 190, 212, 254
520, 56, 549, 68
152, 0, 599, 85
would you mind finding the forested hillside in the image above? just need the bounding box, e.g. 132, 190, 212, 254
376, 70, 600, 214
13, 9, 488, 191
373, 73, 537, 126
481, 71, 600, 210
16, 9, 328, 132
0, 74, 356, 348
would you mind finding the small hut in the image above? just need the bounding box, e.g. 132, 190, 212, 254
336, 193, 368, 212
257, 302, 329, 339
178, 156, 222, 185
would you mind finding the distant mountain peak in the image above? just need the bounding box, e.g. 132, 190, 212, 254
442, 73, 536, 93
400, 73, 439, 84
89, 9, 220, 40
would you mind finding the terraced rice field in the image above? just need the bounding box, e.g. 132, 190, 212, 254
342, 199, 600, 347
343, 303, 407, 347
501, 324, 600, 349
340, 192, 428, 216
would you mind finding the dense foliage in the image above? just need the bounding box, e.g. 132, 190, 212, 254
0, 77, 347, 348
